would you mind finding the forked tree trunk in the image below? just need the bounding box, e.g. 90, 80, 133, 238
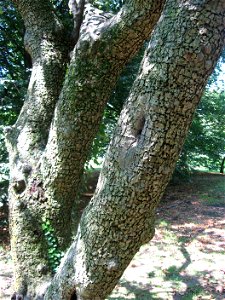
44, 1, 225, 299
6, 0, 165, 298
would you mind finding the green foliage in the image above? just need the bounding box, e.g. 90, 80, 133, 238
201, 194, 224, 207
0, 1, 29, 79
164, 265, 181, 281
41, 217, 63, 272
51, 0, 73, 32
92, 0, 124, 12
174, 49, 225, 176
0, 1, 30, 205
180, 90, 225, 172
181, 286, 205, 300
207, 48, 225, 87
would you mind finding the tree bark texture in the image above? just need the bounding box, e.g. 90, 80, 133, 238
6, 0, 70, 296
40, 0, 165, 240
6, 0, 166, 298
44, 1, 225, 299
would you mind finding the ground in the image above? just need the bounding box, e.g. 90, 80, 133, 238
0, 172, 224, 299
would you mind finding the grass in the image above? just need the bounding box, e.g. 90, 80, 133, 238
201, 194, 224, 207
199, 177, 225, 207
181, 286, 205, 300
164, 266, 181, 281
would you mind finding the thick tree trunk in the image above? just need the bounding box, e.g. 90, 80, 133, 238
44, 1, 225, 299
6, 0, 165, 298
6, 1, 70, 296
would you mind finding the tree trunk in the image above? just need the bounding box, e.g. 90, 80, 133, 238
6, 0, 165, 298
220, 157, 225, 174
44, 1, 225, 299
6, 0, 70, 296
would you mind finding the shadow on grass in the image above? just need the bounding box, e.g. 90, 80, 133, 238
109, 280, 166, 299
109, 273, 205, 300
110, 223, 224, 299
162, 243, 206, 299
109, 246, 206, 300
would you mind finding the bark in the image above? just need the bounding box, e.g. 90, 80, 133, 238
69, 0, 86, 45
41, 0, 166, 239
44, 0, 225, 299
5, 0, 70, 297
6, 0, 165, 298
9, 0, 69, 160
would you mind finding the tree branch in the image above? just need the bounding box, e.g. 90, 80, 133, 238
11, 0, 62, 33
69, 0, 86, 46
40, 0, 166, 244
7, 0, 70, 168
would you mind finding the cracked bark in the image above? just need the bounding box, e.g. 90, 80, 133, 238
6, 0, 166, 298
69, 0, 86, 45
6, 0, 70, 297
41, 0, 166, 240
44, 0, 225, 299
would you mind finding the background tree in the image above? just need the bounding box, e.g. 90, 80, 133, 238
1, 0, 225, 299
179, 90, 225, 173
177, 48, 225, 175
